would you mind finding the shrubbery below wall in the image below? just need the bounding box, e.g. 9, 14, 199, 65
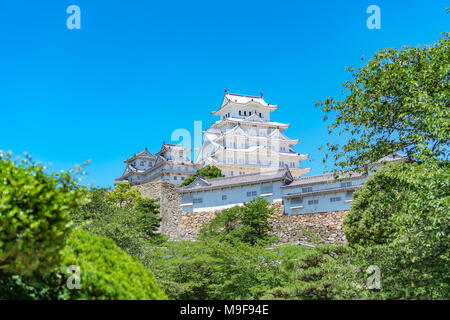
0, 154, 166, 300
0, 229, 167, 300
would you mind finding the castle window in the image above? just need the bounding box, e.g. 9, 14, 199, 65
244, 111, 247, 116
341, 181, 352, 187
193, 198, 203, 204
302, 187, 313, 193
174, 176, 177, 180
308, 199, 319, 205
249, 112, 252, 115
222, 195, 227, 200
259, 113, 262, 117
247, 191, 257, 197
239, 110, 241, 115
291, 197, 303, 204
140, 161, 145, 166
330, 197, 342, 202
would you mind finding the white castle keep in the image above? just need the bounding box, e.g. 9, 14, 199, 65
195, 91, 310, 177
117, 91, 406, 214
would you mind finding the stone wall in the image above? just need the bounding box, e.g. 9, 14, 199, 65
135, 182, 348, 244
270, 203, 347, 244
135, 181, 184, 240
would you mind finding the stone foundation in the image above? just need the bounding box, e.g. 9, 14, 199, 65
136, 181, 184, 240
136, 182, 348, 244
270, 203, 347, 244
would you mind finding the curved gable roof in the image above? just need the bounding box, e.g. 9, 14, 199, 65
212, 92, 278, 115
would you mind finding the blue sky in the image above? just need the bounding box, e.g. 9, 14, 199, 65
0, 1, 448, 187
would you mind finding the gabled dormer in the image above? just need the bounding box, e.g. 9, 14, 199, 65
124, 147, 157, 170
212, 90, 278, 121
185, 175, 211, 188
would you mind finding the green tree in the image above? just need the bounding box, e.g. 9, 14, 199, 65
74, 187, 166, 257
200, 197, 277, 246
262, 244, 359, 300
342, 161, 450, 299
71, 187, 111, 224
315, 33, 449, 171
181, 165, 224, 186
144, 238, 282, 300
135, 198, 162, 238
0, 152, 86, 276
106, 182, 141, 207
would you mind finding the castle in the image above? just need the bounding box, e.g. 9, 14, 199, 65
117, 91, 405, 214
195, 90, 310, 177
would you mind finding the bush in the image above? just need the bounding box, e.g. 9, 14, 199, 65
0, 152, 85, 276
59, 229, 167, 300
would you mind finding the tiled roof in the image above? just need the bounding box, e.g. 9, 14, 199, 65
224, 92, 277, 108
177, 167, 293, 193
212, 91, 279, 115
124, 148, 156, 163
156, 142, 190, 156
212, 117, 290, 129
371, 153, 408, 165
283, 185, 361, 198
283, 153, 407, 188
283, 171, 366, 188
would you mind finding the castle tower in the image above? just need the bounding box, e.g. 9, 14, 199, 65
116, 143, 195, 185
195, 91, 311, 177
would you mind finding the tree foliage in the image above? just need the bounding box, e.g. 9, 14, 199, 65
200, 197, 277, 245
145, 238, 284, 300
1, 229, 167, 300
73, 185, 165, 257
106, 182, 141, 207
59, 229, 167, 300
0, 152, 86, 276
345, 162, 449, 246
342, 161, 450, 299
181, 165, 224, 186
315, 33, 449, 171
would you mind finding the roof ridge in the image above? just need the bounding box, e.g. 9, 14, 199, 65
226, 92, 262, 99
205, 167, 286, 182
299, 172, 335, 180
